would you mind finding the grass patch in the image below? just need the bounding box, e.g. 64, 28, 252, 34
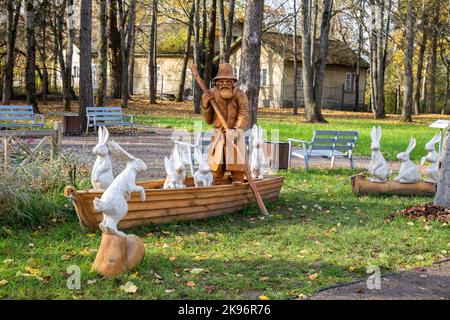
0, 169, 447, 299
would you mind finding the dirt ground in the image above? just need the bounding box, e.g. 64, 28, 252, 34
310, 261, 450, 300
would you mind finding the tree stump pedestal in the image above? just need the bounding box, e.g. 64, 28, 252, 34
92, 233, 145, 277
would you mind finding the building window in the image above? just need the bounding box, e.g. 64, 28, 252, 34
345, 72, 356, 91
295, 68, 303, 88
72, 65, 80, 78
260, 68, 267, 87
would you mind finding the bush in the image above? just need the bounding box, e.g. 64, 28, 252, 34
0, 155, 90, 233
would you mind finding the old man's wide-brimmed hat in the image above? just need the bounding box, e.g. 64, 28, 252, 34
213, 63, 238, 81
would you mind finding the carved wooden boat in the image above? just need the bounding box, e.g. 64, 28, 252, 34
64, 176, 284, 230
351, 174, 436, 196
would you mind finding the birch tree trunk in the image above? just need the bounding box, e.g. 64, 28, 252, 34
148, 0, 158, 104
96, 0, 108, 106
313, 0, 333, 114
2, 0, 21, 104
120, 0, 137, 108
63, 0, 75, 111
25, 0, 39, 113
176, 2, 195, 102
204, 0, 217, 87
300, 0, 324, 122
79, 0, 93, 133
193, 0, 202, 113
434, 125, 450, 207
238, 0, 264, 128
109, 0, 122, 98
292, 0, 298, 115
224, 0, 236, 63
428, 0, 440, 114
401, 0, 415, 122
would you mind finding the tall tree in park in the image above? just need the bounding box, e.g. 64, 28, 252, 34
238, 0, 264, 128
203, 0, 217, 88
413, 5, 429, 115
40, 0, 49, 103
292, 0, 299, 115
148, 0, 158, 104
24, 0, 39, 113
193, 0, 202, 113
441, 43, 449, 115
79, 0, 93, 133
218, 0, 236, 63
434, 126, 450, 207
2, 0, 21, 104
313, 0, 333, 118
119, 0, 137, 108
401, 0, 415, 122
427, 0, 440, 114
64, 0, 76, 110
96, 0, 108, 106
109, 0, 122, 98
176, 2, 195, 102
354, 0, 364, 111
369, 0, 390, 119
300, 0, 325, 122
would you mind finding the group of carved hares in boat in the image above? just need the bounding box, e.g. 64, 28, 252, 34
91, 125, 267, 238
368, 126, 441, 184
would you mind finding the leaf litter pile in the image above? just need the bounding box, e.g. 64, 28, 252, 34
387, 203, 450, 223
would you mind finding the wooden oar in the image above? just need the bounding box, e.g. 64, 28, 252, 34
190, 64, 269, 216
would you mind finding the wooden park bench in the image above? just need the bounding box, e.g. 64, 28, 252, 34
86, 106, 134, 134
288, 130, 359, 171
0, 105, 45, 129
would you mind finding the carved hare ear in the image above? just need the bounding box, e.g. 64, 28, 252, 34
194, 148, 203, 164
98, 127, 103, 144
432, 132, 442, 144
259, 127, 264, 140
406, 137, 416, 153
102, 127, 109, 145
252, 124, 258, 137
370, 126, 376, 141
377, 126, 382, 140
108, 140, 136, 162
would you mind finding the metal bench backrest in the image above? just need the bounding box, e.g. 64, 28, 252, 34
86, 106, 124, 123
310, 130, 358, 155
0, 105, 36, 122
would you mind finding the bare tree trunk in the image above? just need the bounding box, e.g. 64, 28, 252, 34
63, 0, 75, 111
434, 125, 450, 206
401, 0, 415, 122
51, 15, 59, 94
292, 0, 298, 115
421, 54, 430, 113
375, 0, 385, 118
442, 49, 449, 114
193, 0, 202, 113
413, 32, 428, 115
354, 0, 363, 111
300, 0, 324, 122
224, 0, 236, 63
128, 38, 135, 96
109, 0, 122, 98
313, 0, 333, 114
96, 0, 108, 106
79, 0, 93, 133
428, 0, 440, 114
25, 0, 39, 113
218, 0, 226, 63
238, 0, 264, 128
369, 0, 378, 116
176, 2, 195, 102
2, 0, 21, 104
148, 0, 158, 104
204, 0, 217, 87
41, 0, 49, 104
119, 0, 137, 108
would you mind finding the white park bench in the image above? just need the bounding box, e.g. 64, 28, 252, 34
288, 130, 359, 171
0, 105, 45, 129
86, 106, 134, 134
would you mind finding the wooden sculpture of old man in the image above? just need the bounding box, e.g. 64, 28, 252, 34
201, 63, 248, 184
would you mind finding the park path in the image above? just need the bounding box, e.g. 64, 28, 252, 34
60, 125, 427, 180
310, 261, 449, 300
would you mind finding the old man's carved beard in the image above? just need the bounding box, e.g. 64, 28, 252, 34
218, 84, 234, 100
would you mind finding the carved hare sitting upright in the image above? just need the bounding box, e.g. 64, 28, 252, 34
368, 126, 392, 182
394, 137, 420, 183
163, 146, 186, 189
91, 127, 114, 191
250, 124, 266, 180
193, 148, 213, 187
93, 140, 147, 237
420, 132, 441, 183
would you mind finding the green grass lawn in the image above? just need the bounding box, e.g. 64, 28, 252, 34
1, 169, 447, 299
134, 113, 439, 161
